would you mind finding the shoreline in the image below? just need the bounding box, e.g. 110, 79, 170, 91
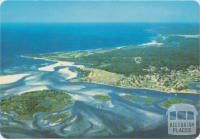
72, 79, 199, 95
18, 86, 49, 95
29, 56, 199, 95
72, 68, 199, 94
175, 34, 200, 39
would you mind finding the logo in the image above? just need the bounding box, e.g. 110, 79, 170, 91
167, 103, 198, 135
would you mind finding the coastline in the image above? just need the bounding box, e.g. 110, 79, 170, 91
28, 55, 199, 94
72, 68, 199, 94
18, 86, 49, 95
72, 78, 199, 94
175, 34, 200, 39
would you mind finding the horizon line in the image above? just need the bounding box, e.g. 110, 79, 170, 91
1, 22, 200, 24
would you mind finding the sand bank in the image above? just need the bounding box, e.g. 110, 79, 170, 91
0, 74, 30, 85
36, 57, 84, 80
38, 61, 74, 72
58, 67, 78, 80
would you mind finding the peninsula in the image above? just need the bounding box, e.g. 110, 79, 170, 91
29, 37, 200, 94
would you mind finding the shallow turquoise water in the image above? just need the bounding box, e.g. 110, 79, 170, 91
0, 61, 199, 138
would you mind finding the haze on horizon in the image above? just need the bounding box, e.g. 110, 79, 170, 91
0, 0, 200, 23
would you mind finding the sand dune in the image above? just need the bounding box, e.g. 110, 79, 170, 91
0, 74, 30, 85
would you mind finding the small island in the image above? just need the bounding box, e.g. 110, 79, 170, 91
94, 94, 111, 101
120, 94, 136, 102
160, 98, 200, 108
0, 90, 74, 120
120, 94, 159, 106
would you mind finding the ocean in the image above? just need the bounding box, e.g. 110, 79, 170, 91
1, 23, 199, 74
1, 23, 159, 74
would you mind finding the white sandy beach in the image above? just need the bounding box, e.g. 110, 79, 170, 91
58, 67, 78, 80
176, 34, 200, 38
0, 74, 30, 85
140, 40, 163, 47
36, 57, 85, 80
38, 60, 79, 80
38, 61, 75, 72
116, 46, 126, 49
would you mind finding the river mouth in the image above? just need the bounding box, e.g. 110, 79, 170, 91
0, 67, 199, 138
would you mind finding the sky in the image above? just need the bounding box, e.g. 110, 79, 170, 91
0, 0, 199, 23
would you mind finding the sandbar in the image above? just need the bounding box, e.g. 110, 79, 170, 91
38, 61, 74, 72
58, 67, 78, 80
0, 74, 30, 85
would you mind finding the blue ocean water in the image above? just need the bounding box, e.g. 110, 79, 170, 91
0, 23, 156, 73
1, 23, 199, 74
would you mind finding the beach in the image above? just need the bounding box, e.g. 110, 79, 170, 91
36, 58, 82, 80
58, 67, 78, 80
139, 40, 163, 47
176, 34, 200, 38
38, 61, 74, 72
0, 73, 30, 85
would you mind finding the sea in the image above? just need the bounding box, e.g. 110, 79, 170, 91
2, 23, 199, 74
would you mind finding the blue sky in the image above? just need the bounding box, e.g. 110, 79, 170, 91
1, 0, 199, 23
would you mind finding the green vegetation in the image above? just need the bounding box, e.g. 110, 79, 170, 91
121, 94, 136, 102
121, 94, 158, 106
76, 67, 91, 76
30, 36, 200, 93
160, 98, 200, 108
73, 68, 124, 86
45, 112, 70, 123
141, 96, 158, 106
0, 90, 73, 120
94, 94, 111, 101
